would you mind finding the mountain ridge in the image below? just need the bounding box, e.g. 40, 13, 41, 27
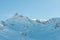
0, 13, 60, 40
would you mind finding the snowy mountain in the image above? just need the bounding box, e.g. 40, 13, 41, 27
0, 13, 60, 40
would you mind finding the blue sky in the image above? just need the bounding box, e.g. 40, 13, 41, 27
0, 0, 60, 20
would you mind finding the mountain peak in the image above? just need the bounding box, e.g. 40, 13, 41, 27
6, 13, 31, 23
14, 13, 23, 17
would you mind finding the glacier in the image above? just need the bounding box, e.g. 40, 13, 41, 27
0, 13, 60, 40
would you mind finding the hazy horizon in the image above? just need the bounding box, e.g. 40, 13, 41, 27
0, 0, 60, 20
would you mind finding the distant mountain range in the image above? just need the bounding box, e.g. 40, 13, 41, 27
0, 13, 60, 40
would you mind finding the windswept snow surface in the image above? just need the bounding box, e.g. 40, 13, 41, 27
0, 14, 60, 40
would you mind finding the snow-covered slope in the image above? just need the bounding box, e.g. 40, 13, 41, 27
0, 13, 60, 40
